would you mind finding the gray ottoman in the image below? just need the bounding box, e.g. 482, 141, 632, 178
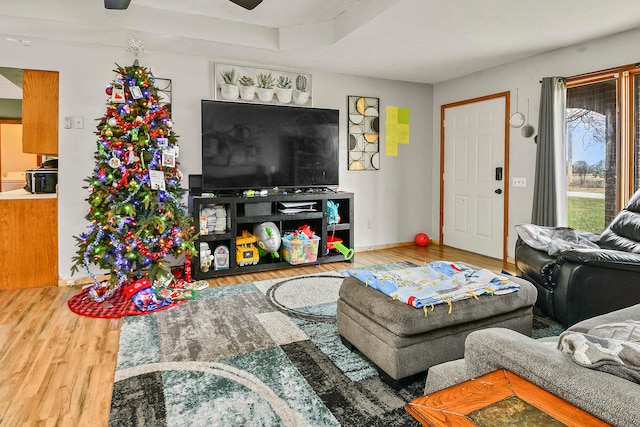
337, 273, 537, 387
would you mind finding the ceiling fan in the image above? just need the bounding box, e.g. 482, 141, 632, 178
104, 0, 263, 11
104, 0, 131, 9
229, 0, 264, 10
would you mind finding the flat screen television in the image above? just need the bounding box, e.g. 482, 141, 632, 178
201, 100, 340, 192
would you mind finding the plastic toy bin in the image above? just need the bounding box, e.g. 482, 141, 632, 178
282, 236, 320, 265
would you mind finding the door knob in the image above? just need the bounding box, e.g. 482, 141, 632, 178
495, 189, 502, 194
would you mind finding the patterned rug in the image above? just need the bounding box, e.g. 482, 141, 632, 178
109, 262, 564, 426
532, 306, 566, 339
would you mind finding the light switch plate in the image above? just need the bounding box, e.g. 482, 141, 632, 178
513, 177, 527, 188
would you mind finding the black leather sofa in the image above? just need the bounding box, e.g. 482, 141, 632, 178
515, 190, 640, 327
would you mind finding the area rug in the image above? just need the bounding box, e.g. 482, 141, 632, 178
532, 306, 566, 339
108, 262, 564, 426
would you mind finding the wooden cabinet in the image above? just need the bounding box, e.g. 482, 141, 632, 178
0, 197, 58, 289
22, 69, 59, 155
190, 191, 354, 279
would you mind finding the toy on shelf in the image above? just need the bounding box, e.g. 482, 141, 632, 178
253, 222, 281, 259
326, 200, 354, 260
213, 244, 230, 270
333, 241, 354, 260
282, 226, 320, 265
326, 235, 354, 260
297, 224, 315, 238
327, 200, 341, 225
236, 230, 260, 266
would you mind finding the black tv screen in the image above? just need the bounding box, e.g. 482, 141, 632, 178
201, 100, 339, 192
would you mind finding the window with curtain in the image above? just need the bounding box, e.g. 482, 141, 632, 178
565, 64, 640, 233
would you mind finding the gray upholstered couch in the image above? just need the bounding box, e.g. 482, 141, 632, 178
424, 303, 640, 427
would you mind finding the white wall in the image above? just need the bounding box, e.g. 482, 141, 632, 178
0, 37, 433, 281
432, 27, 640, 258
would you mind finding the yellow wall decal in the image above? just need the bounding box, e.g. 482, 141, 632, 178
386, 106, 410, 156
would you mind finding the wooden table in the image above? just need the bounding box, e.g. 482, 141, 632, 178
405, 370, 611, 426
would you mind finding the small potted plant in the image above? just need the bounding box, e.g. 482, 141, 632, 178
219, 69, 239, 100
275, 75, 293, 104
256, 72, 275, 102
238, 75, 255, 101
293, 74, 310, 105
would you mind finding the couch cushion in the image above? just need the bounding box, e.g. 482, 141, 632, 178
599, 189, 640, 252
569, 303, 640, 333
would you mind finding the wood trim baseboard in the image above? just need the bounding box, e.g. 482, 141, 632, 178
59, 274, 110, 287
354, 240, 441, 252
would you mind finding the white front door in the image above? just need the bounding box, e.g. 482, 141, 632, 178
442, 96, 506, 259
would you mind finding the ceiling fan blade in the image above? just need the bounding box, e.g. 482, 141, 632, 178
229, 0, 263, 10
104, 0, 132, 10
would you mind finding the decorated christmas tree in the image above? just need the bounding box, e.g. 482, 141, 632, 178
71, 60, 197, 302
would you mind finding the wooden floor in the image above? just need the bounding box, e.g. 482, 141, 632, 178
0, 244, 514, 427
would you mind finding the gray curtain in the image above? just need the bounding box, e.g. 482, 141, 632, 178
531, 77, 567, 226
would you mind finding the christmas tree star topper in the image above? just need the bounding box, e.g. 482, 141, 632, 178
126, 35, 145, 58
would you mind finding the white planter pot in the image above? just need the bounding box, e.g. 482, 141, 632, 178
293, 90, 310, 105
220, 83, 239, 100
275, 88, 293, 104
257, 87, 275, 102
239, 85, 256, 101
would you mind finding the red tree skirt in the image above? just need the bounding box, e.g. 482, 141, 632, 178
67, 285, 187, 319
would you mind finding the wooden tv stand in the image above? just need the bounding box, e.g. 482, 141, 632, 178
189, 190, 354, 279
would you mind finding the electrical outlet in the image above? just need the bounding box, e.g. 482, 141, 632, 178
368, 220, 373, 229
512, 177, 527, 188
63, 116, 72, 129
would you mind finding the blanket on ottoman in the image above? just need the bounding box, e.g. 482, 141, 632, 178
347, 261, 520, 312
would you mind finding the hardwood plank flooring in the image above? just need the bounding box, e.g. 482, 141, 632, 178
0, 244, 513, 427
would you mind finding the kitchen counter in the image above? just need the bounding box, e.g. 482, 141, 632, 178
0, 188, 57, 199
